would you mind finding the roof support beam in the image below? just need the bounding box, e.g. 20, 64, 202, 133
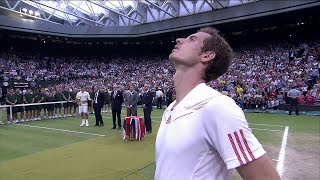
205, 0, 215, 10
107, 20, 113, 26
147, 7, 156, 21
131, 12, 139, 25
35, 2, 48, 19
2, 0, 258, 27
29, 0, 105, 26
85, 0, 95, 17
12, 0, 21, 10
63, 12, 72, 25
180, 0, 191, 15
75, 19, 82, 26
58, 1, 89, 19
63, 1, 97, 26
96, 14, 106, 24
4, 0, 12, 9
119, 15, 126, 26
205, 0, 224, 10
169, 0, 179, 17
161, 5, 170, 20
218, 0, 227, 8
47, 9, 57, 20
198, 0, 207, 13
145, 0, 175, 18
108, 10, 119, 26
88, 0, 142, 24
135, 1, 147, 23
72, 1, 83, 13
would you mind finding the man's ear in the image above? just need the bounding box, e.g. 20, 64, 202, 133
201, 51, 216, 63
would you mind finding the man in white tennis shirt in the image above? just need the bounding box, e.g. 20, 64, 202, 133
76, 86, 92, 127
155, 27, 280, 180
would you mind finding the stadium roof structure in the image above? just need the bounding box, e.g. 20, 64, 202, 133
0, 0, 258, 26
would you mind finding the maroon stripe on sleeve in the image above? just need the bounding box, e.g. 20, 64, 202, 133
234, 131, 250, 163
240, 129, 255, 160
228, 133, 244, 165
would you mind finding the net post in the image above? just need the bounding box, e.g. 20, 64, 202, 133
10, 106, 12, 121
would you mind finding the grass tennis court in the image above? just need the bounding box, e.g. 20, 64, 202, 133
0, 109, 319, 180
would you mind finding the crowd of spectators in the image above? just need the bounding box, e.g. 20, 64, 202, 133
1, 38, 319, 109
209, 40, 320, 108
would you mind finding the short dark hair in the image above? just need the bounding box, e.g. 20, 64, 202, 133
198, 27, 233, 82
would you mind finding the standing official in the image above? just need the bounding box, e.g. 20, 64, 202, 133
54, 88, 63, 118
23, 88, 34, 122
155, 88, 163, 109
89, 88, 94, 114
35, 88, 45, 120
142, 84, 154, 134
124, 84, 139, 116
70, 88, 78, 116
5, 88, 17, 124
102, 88, 111, 113
287, 85, 301, 115
111, 84, 124, 130
15, 88, 24, 122
62, 87, 71, 117
165, 87, 173, 108
93, 86, 105, 127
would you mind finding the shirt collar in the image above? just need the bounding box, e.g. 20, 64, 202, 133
167, 83, 221, 113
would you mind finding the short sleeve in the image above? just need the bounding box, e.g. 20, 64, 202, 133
202, 95, 266, 169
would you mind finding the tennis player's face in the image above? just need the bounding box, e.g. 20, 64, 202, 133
169, 32, 210, 67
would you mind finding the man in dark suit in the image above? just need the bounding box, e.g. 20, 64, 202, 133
93, 86, 105, 127
166, 87, 173, 107
142, 84, 154, 134
111, 84, 124, 130
124, 84, 139, 116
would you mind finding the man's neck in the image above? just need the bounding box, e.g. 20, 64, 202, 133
173, 68, 205, 103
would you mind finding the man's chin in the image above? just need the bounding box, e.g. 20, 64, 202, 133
168, 53, 177, 62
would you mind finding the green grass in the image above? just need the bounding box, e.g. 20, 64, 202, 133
0, 108, 319, 180
0, 125, 91, 162
245, 113, 320, 133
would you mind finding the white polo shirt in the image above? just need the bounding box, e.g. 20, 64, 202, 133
155, 83, 265, 180
76, 91, 91, 105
